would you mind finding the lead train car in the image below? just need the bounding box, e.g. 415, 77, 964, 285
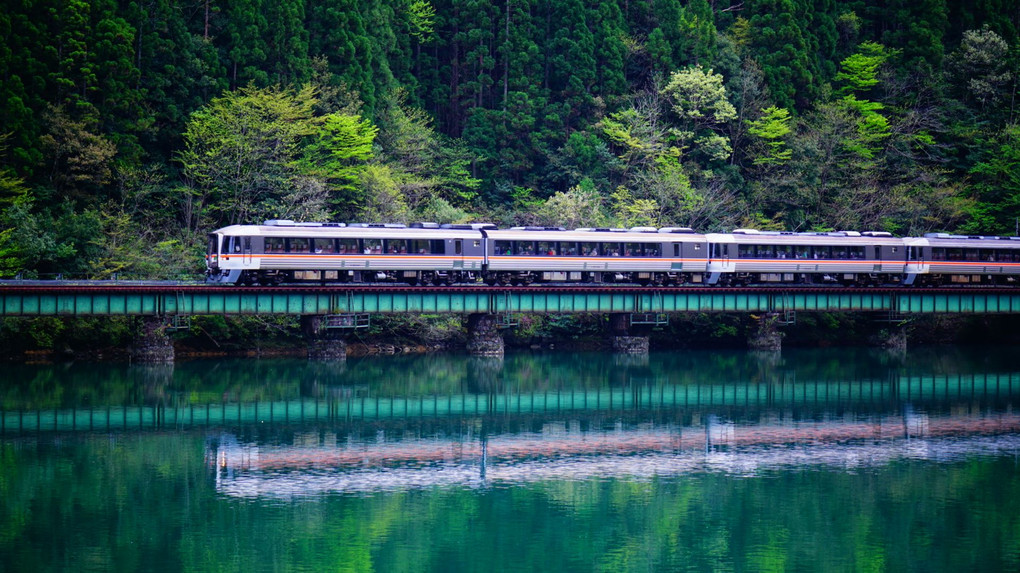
206, 222, 488, 285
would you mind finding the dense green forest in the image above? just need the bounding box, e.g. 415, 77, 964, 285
1, 0, 1019, 279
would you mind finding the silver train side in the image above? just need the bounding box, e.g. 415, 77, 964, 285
205, 221, 1020, 287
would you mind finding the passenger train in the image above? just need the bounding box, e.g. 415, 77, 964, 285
205, 220, 1020, 287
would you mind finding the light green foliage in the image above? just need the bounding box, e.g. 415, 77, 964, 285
833, 42, 889, 96
662, 65, 737, 164
177, 84, 323, 226
301, 113, 378, 194
746, 106, 793, 165
663, 66, 738, 125
534, 181, 608, 228
407, 1, 437, 42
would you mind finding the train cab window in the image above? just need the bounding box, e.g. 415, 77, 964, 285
603, 242, 623, 256
363, 239, 382, 254
581, 242, 599, 256
384, 240, 409, 254
208, 235, 218, 255
494, 240, 513, 255
560, 242, 578, 256
537, 241, 556, 256
225, 236, 242, 253
313, 238, 334, 254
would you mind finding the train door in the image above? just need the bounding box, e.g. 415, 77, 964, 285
243, 236, 252, 265
453, 239, 464, 269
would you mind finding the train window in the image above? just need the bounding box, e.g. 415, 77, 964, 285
430, 240, 445, 254
286, 238, 310, 253
385, 240, 409, 254
979, 249, 995, 261
755, 245, 774, 259
454, 240, 463, 255
646, 244, 661, 257
208, 236, 218, 255
338, 239, 358, 254
515, 241, 535, 255
363, 239, 382, 254
265, 238, 284, 253
313, 238, 334, 254
776, 245, 793, 259
932, 248, 946, 260
560, 242, 578, 256
738, 244, 753, 258
625, 243, 642, 256
794, 246, 810, 259
947, 248, 963, 261
964, 249, 980, 261
537, 241, 556, 256
848, 246, 865, 259
673, 244, 681, 257
494, 240, 513, 255
581, 242, 599, 256
603, 242, 623, 256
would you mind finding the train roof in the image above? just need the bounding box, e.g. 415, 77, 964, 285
921, 233, 1020, 248
485, 227, 707, 242
211, 223, 485, 240
705, 230, 905, 246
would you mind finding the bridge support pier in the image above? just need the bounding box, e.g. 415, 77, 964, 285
747, 314, 783, 351
869, 325, 907, 352
466, 314, 504, 357
608, 313, 650, 354
302, 315, 348, 361
131, 316, 175, 363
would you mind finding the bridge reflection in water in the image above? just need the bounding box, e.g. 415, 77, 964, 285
4, 349, 1020, 498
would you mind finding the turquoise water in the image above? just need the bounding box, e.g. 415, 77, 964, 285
2, 348, 1020, 572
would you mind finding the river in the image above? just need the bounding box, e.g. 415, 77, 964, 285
2, 347, 1020, 571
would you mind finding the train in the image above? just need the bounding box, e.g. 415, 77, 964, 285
205, 220, 1020, 287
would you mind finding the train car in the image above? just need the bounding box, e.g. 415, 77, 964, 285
483, 227, 709, 285
206, 221, 489, 285
914, 234, 1020, 285
704, 230, 910, 285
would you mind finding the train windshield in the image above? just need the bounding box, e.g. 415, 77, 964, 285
207, 234, 219, 256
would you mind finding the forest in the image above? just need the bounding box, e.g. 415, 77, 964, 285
1, 0, 1019, 279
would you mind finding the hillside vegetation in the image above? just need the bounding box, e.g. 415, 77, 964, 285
1, 0, 1018, 278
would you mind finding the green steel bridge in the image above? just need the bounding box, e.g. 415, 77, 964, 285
4, 371, 1017, 433
3, 282, 1020, 316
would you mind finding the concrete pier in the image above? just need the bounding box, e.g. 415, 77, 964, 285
465, 314, 505, 357
301, 315, 348, 361
130, 316, 175, 363
608, 313, 650, 354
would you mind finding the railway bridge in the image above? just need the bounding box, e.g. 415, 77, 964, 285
2, 282, 1019, 361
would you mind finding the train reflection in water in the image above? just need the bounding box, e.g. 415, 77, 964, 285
207, 411, 1020, 499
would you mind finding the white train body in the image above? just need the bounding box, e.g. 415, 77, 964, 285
206, 221, 1020, 287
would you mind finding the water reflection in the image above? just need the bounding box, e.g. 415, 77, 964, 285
4, 348, 1020, 572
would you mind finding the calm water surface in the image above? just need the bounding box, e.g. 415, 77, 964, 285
2, 347, 1020, 572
